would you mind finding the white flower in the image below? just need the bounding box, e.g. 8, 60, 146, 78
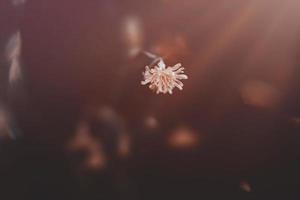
141, 60, 188, 94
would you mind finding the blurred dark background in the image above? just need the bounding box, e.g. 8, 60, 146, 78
1, 0, 300, 199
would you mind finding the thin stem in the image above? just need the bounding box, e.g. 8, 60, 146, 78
142, 51, 158, 59
142, 51, 164, 68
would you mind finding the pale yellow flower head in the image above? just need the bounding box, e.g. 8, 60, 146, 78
141, 60, 188, 94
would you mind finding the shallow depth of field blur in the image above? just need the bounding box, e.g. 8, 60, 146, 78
1, 0, 300, 199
